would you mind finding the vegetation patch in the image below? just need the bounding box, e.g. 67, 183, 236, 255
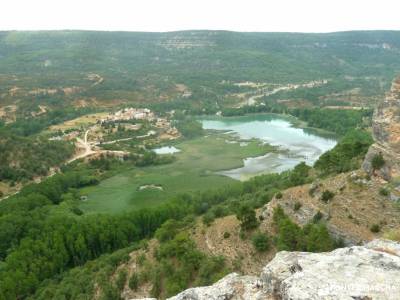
79, 133, 272, 214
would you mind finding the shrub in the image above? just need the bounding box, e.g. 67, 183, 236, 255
236, 204, 258, 231
203, 212, 216, 226
303, 223, 334, 252
211, 205, 227, 218
128, 273, 139, 291
312, 211, 324, 223
115, 270, 127, 291
150, 269, 162, 298
196, 256, 226, 286
371, 153, 385, 170
251, 232, 270, 252
379, 187, 389, 196
137, 253, 146, 266
70, 206, 84, 216
321, 190, 335, 203
273, 206, 337, 252
155, 219, 181, 242
294, 201, 302, 211
314, 130, 373, 176
100, 283, 121, 300
275, 192, 283, 199
370, 224, 381, 233
275, 218, 304, 251
289, 162, 311, 185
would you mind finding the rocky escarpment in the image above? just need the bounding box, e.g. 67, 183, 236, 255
261, 170, 400, 246
363, 77, 400, 181
132, 239, 400, 300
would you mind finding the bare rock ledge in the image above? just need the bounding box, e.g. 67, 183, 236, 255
133, 239, 400, 300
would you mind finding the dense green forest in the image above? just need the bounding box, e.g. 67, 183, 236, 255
315, 130, 373, 176
0, 116, 367, 299
0, 133, 74, 182
221, 104, 372, 135
0, 108, 92, 183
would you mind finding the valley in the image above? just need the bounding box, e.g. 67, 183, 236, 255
0, 30, 400, 300
78, 114, 335, 214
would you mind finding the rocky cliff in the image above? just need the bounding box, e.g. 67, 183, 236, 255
363, 77, 400, 181
132, 239, 400, 300
261, 170, 400, 246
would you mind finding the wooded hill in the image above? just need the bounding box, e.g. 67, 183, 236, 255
1, 30, 400, 112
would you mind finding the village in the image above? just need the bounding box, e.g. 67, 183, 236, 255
50, 107, 181, 163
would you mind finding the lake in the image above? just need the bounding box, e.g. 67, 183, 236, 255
200, 114, 337, 180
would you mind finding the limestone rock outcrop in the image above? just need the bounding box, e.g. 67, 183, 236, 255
261, 239, 400, 299
167, 273, 269, 300
138, 239, 400, 300
363, 77, 400, 181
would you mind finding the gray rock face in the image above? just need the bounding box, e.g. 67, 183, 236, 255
262, 239, 400, 299
363, 77, 400, 181
166, 273, 268, 300
150, 239, 400, 300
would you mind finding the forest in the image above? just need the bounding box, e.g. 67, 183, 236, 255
0, 29, 395, 299
0, 122, 365, 298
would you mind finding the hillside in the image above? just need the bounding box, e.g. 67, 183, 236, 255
1, 30, 400, 117
1, 31, 400, 300
18, 78, 400, 300
166, 239, 400, 300
27, 167, 400, 299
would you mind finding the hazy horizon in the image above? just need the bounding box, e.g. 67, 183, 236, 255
1, 0, 399, 33
1, 29, 400, 34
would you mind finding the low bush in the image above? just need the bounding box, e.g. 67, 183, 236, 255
129, 273, 139, 291
252, 232, 270, 252
321, 190, 335, 203
379, 187, 389, 196
372, 153, 385, 170
370, 224, 381, 233
294, 201, 302, 211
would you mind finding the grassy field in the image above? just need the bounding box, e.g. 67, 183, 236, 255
48, 112, 109, 131
79, 132, 274, 214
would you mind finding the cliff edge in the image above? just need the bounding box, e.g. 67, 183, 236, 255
363, 77, 400, 180
132, 239, 400, 300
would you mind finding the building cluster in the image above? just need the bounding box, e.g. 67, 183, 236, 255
102, 108, 155, 123
49, 107, 181, 146
155, 118, 180, 140
49, 130, 80, 141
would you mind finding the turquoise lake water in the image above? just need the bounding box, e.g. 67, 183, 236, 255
200, 114, 337, 180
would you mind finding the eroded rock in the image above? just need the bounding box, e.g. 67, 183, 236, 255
262, 239, 400, 299
167, 273, 268, 300
363, 77, 400, 181
141, 239, 400, 300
